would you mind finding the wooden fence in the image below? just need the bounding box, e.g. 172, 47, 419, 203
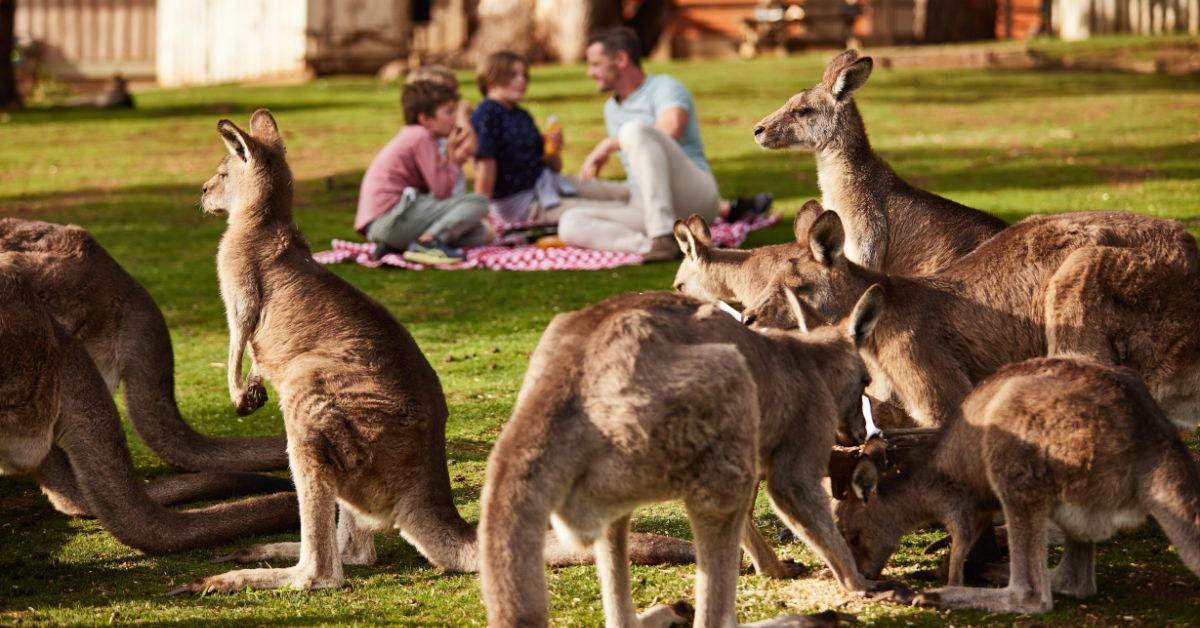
15, 0, 156, 80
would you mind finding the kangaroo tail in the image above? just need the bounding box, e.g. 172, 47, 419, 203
119, 285, 289, 472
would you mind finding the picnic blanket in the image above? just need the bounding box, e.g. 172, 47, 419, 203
312, 213, 781, 271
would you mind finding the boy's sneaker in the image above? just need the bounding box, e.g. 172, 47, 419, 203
727, 192, 773, 223
402, 239, 465, 265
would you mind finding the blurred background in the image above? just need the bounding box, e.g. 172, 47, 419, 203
2, 0, 1198, 107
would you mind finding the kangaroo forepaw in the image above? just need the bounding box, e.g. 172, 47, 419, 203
780, 559, 810, 579
235, 380, 268, 416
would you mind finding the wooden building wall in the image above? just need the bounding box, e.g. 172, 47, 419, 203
156, 0, 307, 87
15, 0, 156, 80
1053, 0, 1199, 39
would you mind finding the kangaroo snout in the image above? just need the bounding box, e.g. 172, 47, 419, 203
753, 126, 765, 136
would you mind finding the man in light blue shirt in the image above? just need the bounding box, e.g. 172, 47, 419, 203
559, 26, 721, 262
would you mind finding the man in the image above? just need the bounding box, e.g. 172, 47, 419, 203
559, 25, 721, 262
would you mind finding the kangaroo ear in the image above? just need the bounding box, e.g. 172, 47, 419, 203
822, 50, 860, 84
793, 200, 824, 243
810, 211, 845, 266
851, 455, 879, 503
217, 119, 252, 163
783, 286, 809, 333
686, 213, 713, 246
673, 219, 703, 261
249, 109, 284, 150
832, 56, 873, 102
827, 445, 861, 500
847, 284, 885, 347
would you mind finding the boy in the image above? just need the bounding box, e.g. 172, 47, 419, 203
355, 80, 490, 264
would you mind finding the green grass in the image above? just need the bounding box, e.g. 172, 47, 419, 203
3, 38, 1200, 625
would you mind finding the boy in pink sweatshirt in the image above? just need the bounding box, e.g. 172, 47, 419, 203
356, 80, 489, 264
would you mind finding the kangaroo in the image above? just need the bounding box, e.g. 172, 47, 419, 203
0, 218, 289, 474
0, 266, 300, 555
839, 357, 1200, 614
743, 208, 1199, 428
671, 204, 815, 311
170, 110, 694, 594
479, 287, 886, 627
752, 50, 1006, 276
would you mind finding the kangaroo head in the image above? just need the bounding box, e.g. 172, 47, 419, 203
753, 50, 873, 151
832, 445, 901, 579
777, 282, 883, 445
743, 208, 872, 328
671, 215, 721, 300
201, 109, 291, 218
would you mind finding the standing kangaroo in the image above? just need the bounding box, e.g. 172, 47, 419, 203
838, 358, 1200, 614
173, 110, 694, 594
743, 208, 1199, 428
0, 266, 300, 556
0, 218, 289, 475
752, 50, 1006, 276
480, 288, 885, 627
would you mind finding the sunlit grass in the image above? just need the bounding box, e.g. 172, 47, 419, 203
2, 37, 1199, 625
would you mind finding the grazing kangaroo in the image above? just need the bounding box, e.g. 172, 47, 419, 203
479, 288, 886, 627
172, 110, 693, 594
839, 358, 1200, 614
0, 266, 300, 555
743, 208, 1199, 428
753, 50, 1006, 276
0, 218, 289, 474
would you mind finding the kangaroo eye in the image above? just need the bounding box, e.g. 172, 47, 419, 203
793, 107, 813, 118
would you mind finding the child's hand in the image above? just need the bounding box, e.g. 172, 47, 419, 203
455, 100, 474, 128
447, 125, 476, 165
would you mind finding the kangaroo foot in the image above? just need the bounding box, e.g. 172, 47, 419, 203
864, 580, 916, 605
212, 541, 300, 564
167, 565, 343, 595
913, 586, 1050, 613
745, 609, 858, 627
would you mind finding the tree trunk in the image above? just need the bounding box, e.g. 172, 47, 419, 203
468, 0, 538, 60
627, 0, 673, 56
0, 0, 19, 110
923, 0, 998, 43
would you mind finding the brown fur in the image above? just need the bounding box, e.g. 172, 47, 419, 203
173, 110, 693, 594
0, 218, 291, 514
837, 358, 1200, 614
0, 266, 300, 555
480, 289, 885, 626
752, 50, 1006, 275
744, 208, 1199, 428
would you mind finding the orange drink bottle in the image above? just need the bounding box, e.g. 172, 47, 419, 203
543, 115, 561, 157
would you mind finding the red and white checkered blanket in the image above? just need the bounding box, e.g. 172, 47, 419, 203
312, 214, 780, 271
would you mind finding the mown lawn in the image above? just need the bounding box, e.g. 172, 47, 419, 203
2, 36, 1200, 625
